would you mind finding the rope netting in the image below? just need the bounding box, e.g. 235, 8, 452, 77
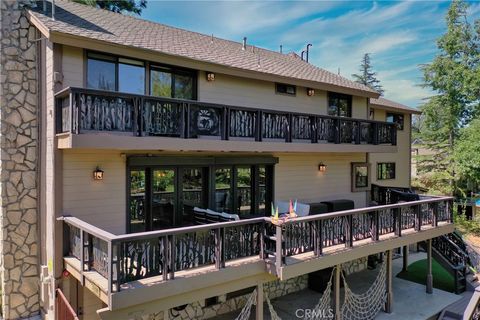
234, 261, 387, 320
234, 289, 257, 320
341, 262, 387, 320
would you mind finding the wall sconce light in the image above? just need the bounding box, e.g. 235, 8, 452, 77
318, 162, 327, 172
307, 88, 315, 96
206, 72, 215, 82
93, 167, 104, 180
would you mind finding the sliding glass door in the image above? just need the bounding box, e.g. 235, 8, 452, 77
127, 158, 275, 233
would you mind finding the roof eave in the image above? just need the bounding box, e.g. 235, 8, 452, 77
370, 103, 421, 115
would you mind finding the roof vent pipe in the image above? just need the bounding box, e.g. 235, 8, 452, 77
301, 50, 305, 61
242, 37, 247, 50
306, 43, 312, 62
51, 0, 55, 20
280, 45, 283, 54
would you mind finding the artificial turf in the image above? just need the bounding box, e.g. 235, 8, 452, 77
396, 258, 456, 293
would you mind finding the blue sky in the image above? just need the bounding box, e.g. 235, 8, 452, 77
142, 1, 480, 107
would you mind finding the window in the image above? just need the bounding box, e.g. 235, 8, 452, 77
351, 162, 370, 192
377, 163, 396, 180
369, 108, 375, 120
87, 53, 116, 91
328, 93, 352, 117
150, 66, 196, 100
386, 112, 404, 130
276, 83, 296, 96
118, 58, 145, 94
87, 52, 145, 94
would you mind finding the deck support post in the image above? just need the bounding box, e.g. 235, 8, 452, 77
426, 239, 433, 294
402, 245, 408, 272
385, 250, 393, 313
256, 282, 264, 320
334, 264, 341, 320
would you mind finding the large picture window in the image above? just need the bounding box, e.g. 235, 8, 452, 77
377, 162, 396, 180
87, 52, 145, 94
328, 92, 352, 117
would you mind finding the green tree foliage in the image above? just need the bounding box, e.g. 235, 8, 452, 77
454, 118, 480, 184
352, 53, 384, 95
72, 0, 147, 15
416, 0, 480, 195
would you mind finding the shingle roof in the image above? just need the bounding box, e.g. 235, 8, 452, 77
370, 97, 421, 114
28, 0, 379, 97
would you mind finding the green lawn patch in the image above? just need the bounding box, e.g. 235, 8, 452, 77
396, 258, 455, 293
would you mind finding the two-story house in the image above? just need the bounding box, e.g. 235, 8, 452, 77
0, 1, 459, 320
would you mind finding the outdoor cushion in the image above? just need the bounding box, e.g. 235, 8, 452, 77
220, 212, 240, 221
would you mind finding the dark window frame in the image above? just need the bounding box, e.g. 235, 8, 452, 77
351, 162, 370, 192
328, 92, 352, 117
275, 83, 296, 96
150, 64, 198, 100
85, 50, 197, 99
377, 162, 396, 180
386, 112, 404, 130
126, 157, 276, 233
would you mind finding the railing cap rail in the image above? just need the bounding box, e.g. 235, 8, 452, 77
278, 195, 454, 225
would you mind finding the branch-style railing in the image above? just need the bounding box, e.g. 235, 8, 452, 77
60, 196, 452, 300
54, 87, 397, 146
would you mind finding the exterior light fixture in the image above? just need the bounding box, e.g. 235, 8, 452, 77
206, 72, 215, 82
307, 88, 315, 96
318, 162, 326, 172
93, 167, 104, 180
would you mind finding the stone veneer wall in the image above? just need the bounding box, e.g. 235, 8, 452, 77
0, 1, 40, 319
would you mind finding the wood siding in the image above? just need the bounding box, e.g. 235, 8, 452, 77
62, 45, 83, 88
370, 109, 411, 188
62, 150, 126, 234
62, 151, 366, 234
274, 153, 367, 207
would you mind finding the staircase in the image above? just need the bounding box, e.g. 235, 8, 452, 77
429, 235, 469, 294
434, 233, 480, 320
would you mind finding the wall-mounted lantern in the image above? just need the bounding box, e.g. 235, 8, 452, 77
206, 72, 215, 82
307, 88, 315, 96
93, 167, 104, 180
318, 162, 327, 173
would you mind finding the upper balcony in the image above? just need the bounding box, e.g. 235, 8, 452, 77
54, 87, 397, 152
60, 195, 453, 315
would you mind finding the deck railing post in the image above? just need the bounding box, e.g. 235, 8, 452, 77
385, 250, 393, 313
373, 210, 380, 241
161, 237, 168, 281
255, 110, 263, 142
334, 118, 341, 144
169, 235, 175, 280
222, 106, 229, 141
334, 265, 341, 320
391, 124, 397, 146
426, 239, 433, 294
286, 114, 292, 143
373, 122, 379, 145
185, 104, 191, 139
275, 225, 283, 275
79, 230, 85, 285
215, 228, 225, 269
311, 116, 318, 144
107, 241, 113, 299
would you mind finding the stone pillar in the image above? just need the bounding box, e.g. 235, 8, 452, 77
1, 1, 40, 319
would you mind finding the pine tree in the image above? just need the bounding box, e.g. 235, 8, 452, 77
352, 53, 384, 95
417, 0, 479, 195
72, 0, 147, 15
